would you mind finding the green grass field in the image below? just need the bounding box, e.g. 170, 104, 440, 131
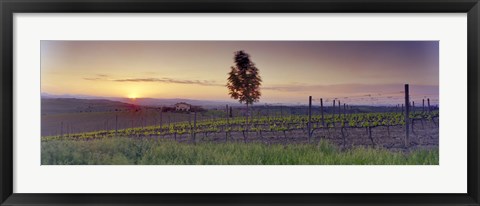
41, 138, 439, 165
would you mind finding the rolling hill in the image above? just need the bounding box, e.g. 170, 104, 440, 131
41, 98, 141, 115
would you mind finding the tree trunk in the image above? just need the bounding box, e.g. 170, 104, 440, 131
245, 103, 249, 142
246, 103, 249, 125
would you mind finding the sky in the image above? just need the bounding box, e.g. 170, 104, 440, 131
41, 41, 439, 105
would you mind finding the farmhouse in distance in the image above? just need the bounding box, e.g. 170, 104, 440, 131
175, 102, 191, 112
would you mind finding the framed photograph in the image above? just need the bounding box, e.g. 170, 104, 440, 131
1, 0, 479, 205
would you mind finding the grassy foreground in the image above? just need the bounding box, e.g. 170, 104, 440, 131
41, 138, 439, 165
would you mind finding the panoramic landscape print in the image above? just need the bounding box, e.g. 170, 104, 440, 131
41, 41, 439, 165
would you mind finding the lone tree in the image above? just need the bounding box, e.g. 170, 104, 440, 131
227, 50, 262, 127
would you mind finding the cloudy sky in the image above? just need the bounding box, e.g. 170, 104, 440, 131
41, 41, 439, 105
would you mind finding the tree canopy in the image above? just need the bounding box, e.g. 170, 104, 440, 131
227, 50, 262, 105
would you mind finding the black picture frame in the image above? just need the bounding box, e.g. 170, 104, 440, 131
1, 0, 479, 205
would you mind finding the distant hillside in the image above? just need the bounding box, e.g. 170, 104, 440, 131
41, 98, 141, 115
41, 92, 100, 100
111, 97, 242, 108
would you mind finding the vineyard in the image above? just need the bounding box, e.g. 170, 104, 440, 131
42, 110, 439, 149
41, 108, 439, 165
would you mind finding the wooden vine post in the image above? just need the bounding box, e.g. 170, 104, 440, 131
427, 98, 431, 113
332, 100, 336, 128
338, 100, 341, 119
308, 96, 312, 142
115, 115, 118, 137
225, 104, 229, 123
333, 100, 335, 116
404, 84, 410, 148
341, 103, 347, 149
280, 105, 283, 118
320, 98, 324, 126
422, 99, 425, 112
193, 111, 197, 143
226, 104, 229, 142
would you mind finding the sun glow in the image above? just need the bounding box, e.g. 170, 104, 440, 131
128, 94, 138, 99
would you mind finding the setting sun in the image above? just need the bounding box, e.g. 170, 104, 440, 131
128, 94, 138, 99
